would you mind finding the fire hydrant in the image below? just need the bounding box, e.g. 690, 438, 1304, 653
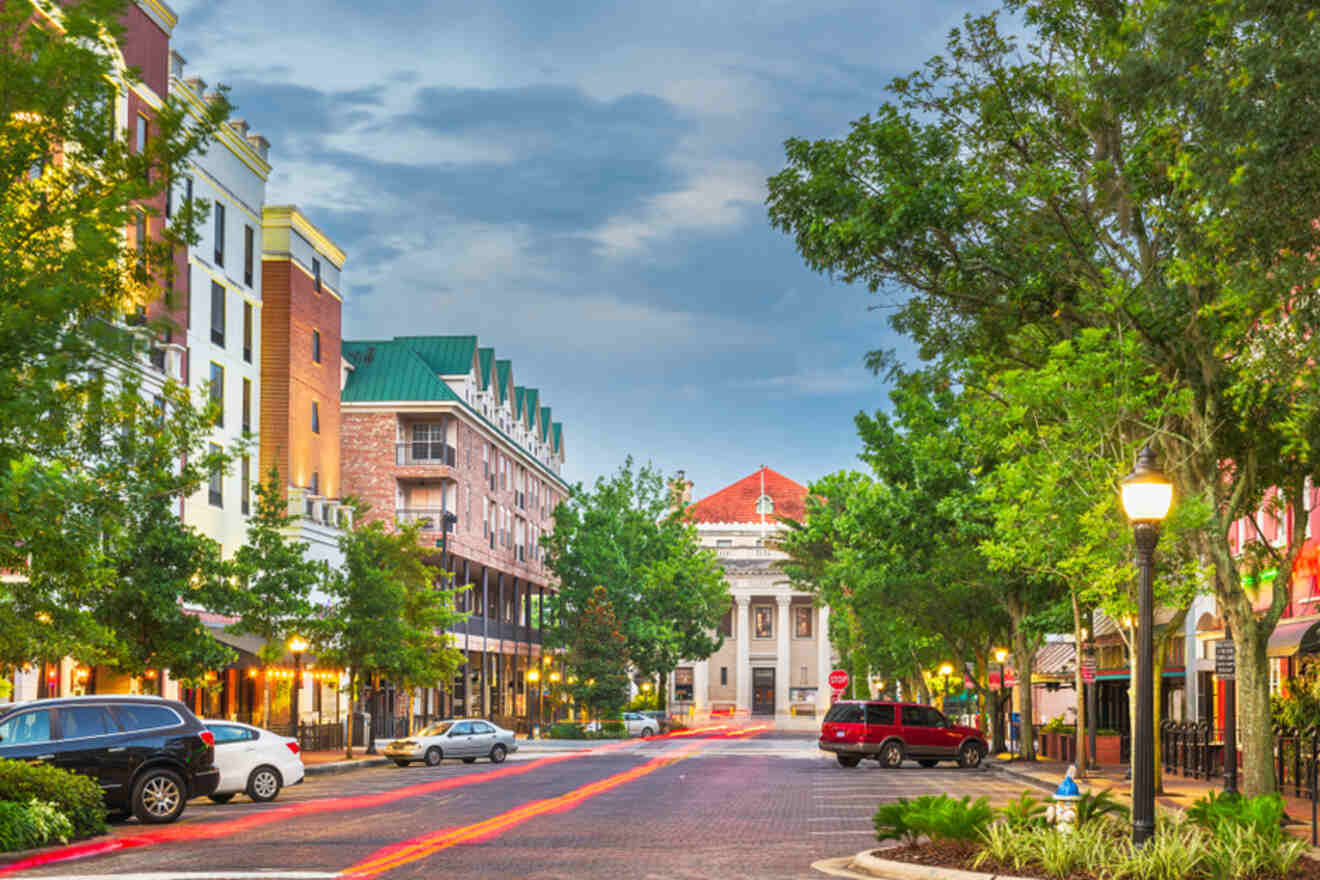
1045, 765, 1081, 833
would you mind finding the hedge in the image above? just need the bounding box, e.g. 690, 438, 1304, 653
0, 800, 74, 852
0, 760, 106, 838
547, 722, 586, 739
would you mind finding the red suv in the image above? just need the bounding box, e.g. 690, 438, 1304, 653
819, 701, 987, 769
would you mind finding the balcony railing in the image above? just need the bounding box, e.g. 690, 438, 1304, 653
397, 508, 455, 531
396, 442, 455, 467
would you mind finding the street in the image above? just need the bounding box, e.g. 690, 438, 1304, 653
5, 729, 1029, 880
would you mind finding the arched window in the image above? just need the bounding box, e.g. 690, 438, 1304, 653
755, 494, 774, 515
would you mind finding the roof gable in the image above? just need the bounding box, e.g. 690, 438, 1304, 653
686, 467, 809, 524
523, 389, 539, 429
540, 407, 551, 441
478, 348, 495, 391
496, 360, 512, 404
341, 341, 460, 402
394, 335, 477, 376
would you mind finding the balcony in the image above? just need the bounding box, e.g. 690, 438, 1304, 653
397, 508, 455, 532
396, 442, 455, 467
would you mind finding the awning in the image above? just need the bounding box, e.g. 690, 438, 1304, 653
1266, 618, 1320, 658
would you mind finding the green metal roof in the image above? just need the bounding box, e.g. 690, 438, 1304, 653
513, 387, 525, 420
394, 335, 477, 375
553, 422, 562, 454
477, 348, 495, 391
523, 389, 539, 429
341, 340, 461, 403
540, 407, 551, 442
495, 360, 511, 404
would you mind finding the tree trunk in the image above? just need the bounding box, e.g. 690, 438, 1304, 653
1072, 592, 1088, 775
1236, 616, 1276, 796
989, 688, 1005, 753
262, 677, 271, 729
1009, 604, 1037, 761
407, 687, 415, 736
344, 669, 356, 760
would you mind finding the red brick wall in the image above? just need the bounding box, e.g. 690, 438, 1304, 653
121, 4, 169, 98
340, 412, 397, 519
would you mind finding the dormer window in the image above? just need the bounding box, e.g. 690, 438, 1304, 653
755, 494, 774, 515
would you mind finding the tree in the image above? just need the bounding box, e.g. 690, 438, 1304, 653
564, 586, 630, 721
544, 458, 731, 700
767, 0, 1320, 795
315, 508, 463, 758
0, 0, 231, 680
228, 466, 329, 726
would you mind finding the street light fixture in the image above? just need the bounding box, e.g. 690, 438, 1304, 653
1120, 444, 1173, 847
288, 635, 309, 731
992, 649, 1008, 755
938, 662, 954, 710
528, 668, 541, 737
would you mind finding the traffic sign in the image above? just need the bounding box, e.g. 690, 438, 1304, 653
828, 669, 849, 691
1004, 668, 1018, 689
1215, 640, 1236, 681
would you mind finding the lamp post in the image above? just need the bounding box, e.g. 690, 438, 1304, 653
288, 635, 309, 732
549, 671, 561, 722
993, 649, 1008, 754
528, 668, 540, 737
1082, 628, 1098, 771
1120, 444, 1173, 847
939, 663, 954, 712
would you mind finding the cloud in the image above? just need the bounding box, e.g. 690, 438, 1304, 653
730, 367, 879, 396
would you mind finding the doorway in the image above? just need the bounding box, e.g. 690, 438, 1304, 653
752, 668, 775, 715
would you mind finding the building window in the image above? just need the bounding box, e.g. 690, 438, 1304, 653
135, 210, 147, 273
794, 606, 813, 639
243, 225, 254, 287
240, 456, 250, 515
720, 667, 728, 687
214, 203, 225, 266
210, 282, 225, 346
209, 362, 224, 427
410, 422, 448, 461
312, 257, 321, 291
311, 401, 320, 434
242, 301, 253, 362
310, 472, 319, 495
755, 494, 774, 515
208, 443, 223, 507
312, 329, 321, 363
241, 378, 252, 434
718, 606, 733, 637
136, 114, 148, 181
753, 605, 773, 639
716, 538, 732, 548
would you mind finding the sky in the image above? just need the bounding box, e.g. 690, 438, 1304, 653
169, 0, 997, 500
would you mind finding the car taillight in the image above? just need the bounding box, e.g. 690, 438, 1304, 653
199, 730, 215, 747
286, 740, 300, 755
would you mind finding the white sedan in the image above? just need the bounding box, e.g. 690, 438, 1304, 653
585, 712, 660, 737
201, 720, 305, 803
384, 719, 518, 766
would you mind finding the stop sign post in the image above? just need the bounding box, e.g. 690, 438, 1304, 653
828, 669, 849, 699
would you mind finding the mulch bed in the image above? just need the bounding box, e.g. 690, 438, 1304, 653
878, 841, 1320, 880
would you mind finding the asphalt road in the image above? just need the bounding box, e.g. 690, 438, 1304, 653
7, 729, 1033, 880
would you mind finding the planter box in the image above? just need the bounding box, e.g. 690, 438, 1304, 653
1095, 734, 1122, 766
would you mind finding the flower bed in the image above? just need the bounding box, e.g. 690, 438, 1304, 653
869, 789, 1317, 880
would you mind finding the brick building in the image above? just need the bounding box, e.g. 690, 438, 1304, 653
340, 336, 568, 730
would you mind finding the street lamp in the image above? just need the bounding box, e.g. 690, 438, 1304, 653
528, 668, 540, 737
938, 663, 954, 711
1120, 444, 1173, 847
993, 649, 1008, 755
549, 671, 561, 722
288, 635, 309, 731
1081, 627, 1098, 771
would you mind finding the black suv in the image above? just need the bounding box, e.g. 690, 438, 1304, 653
0, 696, 219, 824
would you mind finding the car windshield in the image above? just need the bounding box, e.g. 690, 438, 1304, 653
418, 722, 453, 736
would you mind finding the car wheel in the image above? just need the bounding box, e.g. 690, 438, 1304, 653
640, 727, 655, 737
425, 747, 443, 766
462, 757, 477, 764
489, 743, 508, 764
132, 768, 186, 824
836, 754, 862, 768
247, 765, 283, 802
917, 759, 939, 768
879, 741, 904, 769
208, 793, 236, 804
958, 741, 984, 769
393, 760, 411, 767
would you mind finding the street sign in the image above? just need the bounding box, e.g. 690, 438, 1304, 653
1216, 640, 1236, 681
828, 669, 849, 691
1004, 668, 1018, 688
1081, 655, 1097, 685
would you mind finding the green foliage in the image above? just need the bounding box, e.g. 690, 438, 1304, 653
1040, 715, 1073, 734
0, 760, 105, 839
0, 800, 74, 852
626, 692, 660, 711
872, 794, 993, 846
1185, 791, 1288, 844
562, 586, 630, 720
1075, 788, 1128, 826
600, 720, 626, 737
546, 722, 586, 739
997, 792, 1047, 830
545, 459, 731, 707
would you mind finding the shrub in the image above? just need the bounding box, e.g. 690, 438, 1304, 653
0, 800, 75, 852
0, 760, 105, 838
600, 720, 626, 737
998, 792, 1048, 830
546, 722, 586, 739
1075, 788, 1128, 826
874, 794, 992, 845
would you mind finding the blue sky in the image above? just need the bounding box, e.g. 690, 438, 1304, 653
171, 0, 995, 498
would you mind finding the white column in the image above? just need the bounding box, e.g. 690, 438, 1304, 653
817, 604, 832, 715
776, 596, 791, 718
693, 659, 709, 719
735, 597, 751, 712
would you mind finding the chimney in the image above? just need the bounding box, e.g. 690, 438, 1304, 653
169, 51, 186, 80
183, 75, 206, 96
669, 471, 693, 511
229, 119, 249, 138
204, 91, 225, 107
246, 133, 270, 161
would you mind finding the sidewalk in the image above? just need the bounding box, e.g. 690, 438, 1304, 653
988, 756, 1320, 844
298, 748, 392, 775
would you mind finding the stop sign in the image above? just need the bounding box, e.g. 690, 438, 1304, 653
828, 669, 849, 691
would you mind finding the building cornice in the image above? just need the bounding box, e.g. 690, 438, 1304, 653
172, 81, 272, 181
136, 0, 177, 34
263, 205, 347, 267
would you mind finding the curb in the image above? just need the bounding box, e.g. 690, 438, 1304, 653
984, 762, 1058, 795
304, 756, 392, 776
813, 849, 1035, 880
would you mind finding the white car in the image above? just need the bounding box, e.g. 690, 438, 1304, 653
383, 719, 518, 766
201, 720, 305, 803
585, 712, 660, 737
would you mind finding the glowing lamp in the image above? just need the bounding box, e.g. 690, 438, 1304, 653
550, 672, 561, 683
1120, 445, 1173, 523
287, 635, 309, 653
994, 649, 1008, 664
527, 669, 540, 684
938, 663, 953, 677
248, 668, 259, 678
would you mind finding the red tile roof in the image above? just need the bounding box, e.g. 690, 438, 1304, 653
686, 467, 809, 524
